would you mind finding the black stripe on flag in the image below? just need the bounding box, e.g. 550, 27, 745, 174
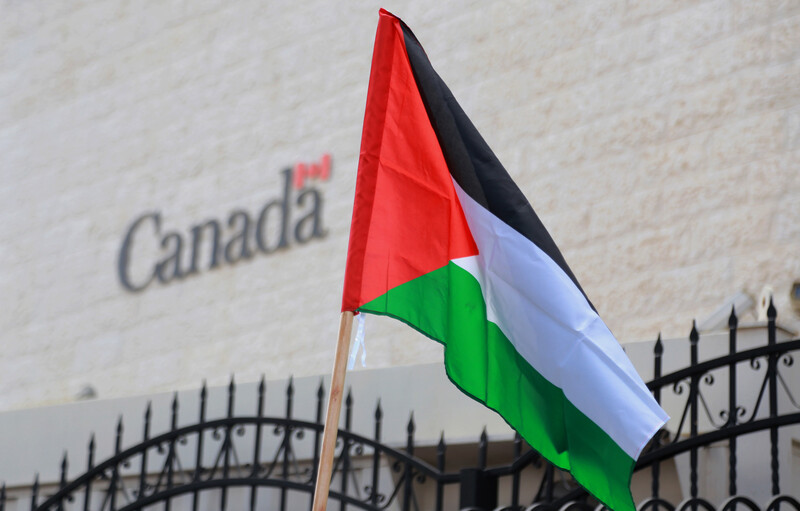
399, 23, 595, 312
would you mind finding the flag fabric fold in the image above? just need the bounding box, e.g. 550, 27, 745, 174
342, 9, 669, 511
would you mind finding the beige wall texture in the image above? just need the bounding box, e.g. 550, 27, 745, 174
2, 0, 800, 411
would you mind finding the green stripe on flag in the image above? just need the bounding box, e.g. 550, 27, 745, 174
359, 261, 636, 511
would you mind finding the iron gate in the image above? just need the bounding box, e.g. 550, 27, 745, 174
4, 302, 800, 511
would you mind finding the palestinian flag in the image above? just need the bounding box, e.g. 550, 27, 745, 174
342, 9, 668, 511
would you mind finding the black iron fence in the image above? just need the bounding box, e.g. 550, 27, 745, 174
633, 302, 800, 511
3, 302, 800, 511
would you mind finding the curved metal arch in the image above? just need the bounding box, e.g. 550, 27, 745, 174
719, 495, 761, 511
24, 378, 547, 511
637, 497, 677, 511
675, 498, 717, 511
765, 495, 800, 511
646, 340, 800, 391
12, 315, 800, 511
636, 412, 800, 468
32, 419, 460, 511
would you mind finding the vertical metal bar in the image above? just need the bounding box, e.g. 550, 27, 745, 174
280, 378, 294, 511
478, 429, 488, 469
166, 394, 178, 511
472, 427, 500, 510
544, 464, 554, 502
139, 403, 151, 501
689, 322, 699, 501
767, 300, 779, 495
110, 418, 123, 511
221, 379, 234, 511
1, 483, 5, 511
511, 433, 521, 511
60, 453, 68, 485
652, 333, 663, 500
192, 383, 207, 511
728, 309, 738, 496
57, 453, 67, 511
30, 474, 38, 511
340, 390, 353, 511
84, 435, 95, 511
250, 377, 266, 511
253, 376, 265, 471
403, 414, 415, 511
370, 401, 383, 509
436, 432, 446, 511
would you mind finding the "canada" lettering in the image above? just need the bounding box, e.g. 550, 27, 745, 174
118, 156, 330, 293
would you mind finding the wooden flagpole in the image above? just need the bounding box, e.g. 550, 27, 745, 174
311, 310, 355, 511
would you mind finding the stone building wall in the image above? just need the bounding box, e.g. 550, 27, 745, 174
2, 0, 799, 410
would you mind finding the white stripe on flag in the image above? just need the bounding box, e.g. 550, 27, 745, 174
452, 181, 668, 460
